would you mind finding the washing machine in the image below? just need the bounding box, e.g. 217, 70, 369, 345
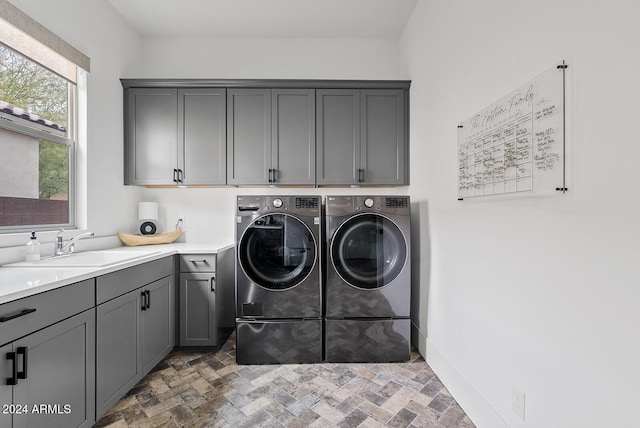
235, 195, 322, 364
325, 195, 411, 362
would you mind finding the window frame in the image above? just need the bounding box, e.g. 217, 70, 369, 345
0, 56, 77, 233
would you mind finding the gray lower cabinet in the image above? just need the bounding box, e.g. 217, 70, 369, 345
227, 88, 315, 185
0, 279, 95, 428
95, 257, 174, 419
178, 249, 235, 348
317, 89, 407, 185
179, 273, 216, 346
1, 310, 95, 428
124, 87, 226, 186
141, 277, 174, 372
96, 289, 141, 417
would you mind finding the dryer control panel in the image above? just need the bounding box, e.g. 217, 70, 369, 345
327, 195, 410, 216
237, 195, 320, 216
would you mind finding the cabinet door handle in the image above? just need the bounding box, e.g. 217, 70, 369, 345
173, 169, 178, 183
146, 290, 151, 309
141, 291, 147, 310
0, 308, 36, 322
178, 169, 184, 183
210, 276, 216, 292
272, 168, 278, 182
17, 347, 27, 380
6, 352, 17, 386
358, 168, 365, 182
268, 168, 273, 183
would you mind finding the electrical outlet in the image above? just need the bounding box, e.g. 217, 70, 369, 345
177, 217, 186, 231
512, 385, 525, 421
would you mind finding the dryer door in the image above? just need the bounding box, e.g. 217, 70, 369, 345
239, 213, 317, 290
331, 213, 407, 290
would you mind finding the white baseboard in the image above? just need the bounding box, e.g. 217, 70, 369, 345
412, 324, 509, 428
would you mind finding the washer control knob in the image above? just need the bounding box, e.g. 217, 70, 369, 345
364, 198, 375, 208
272, 198, 283, 208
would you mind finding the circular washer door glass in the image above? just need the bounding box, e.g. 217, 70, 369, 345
331, 213, 407, 290
239, 213, 317, 290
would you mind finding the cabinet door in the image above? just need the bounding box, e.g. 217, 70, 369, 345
141, 276, 174, 373
227, 89, 271, 185
1, 343, 13, 428
178, 88, 227, 185
271, 89, 315, 185
12, 310, 95, 428
125, 88, 178, 185
96, 291, 141, 419
360, 90, 406, 185
179, 273, 216, 346
316, 89, 360, 185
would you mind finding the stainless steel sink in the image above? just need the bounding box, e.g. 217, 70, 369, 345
5, 250, 161, 268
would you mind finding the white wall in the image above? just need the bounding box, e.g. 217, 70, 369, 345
2, 0, 143, 248
135, 36, 405, 243
400, 0, 640, 427
142, 36, 399, 80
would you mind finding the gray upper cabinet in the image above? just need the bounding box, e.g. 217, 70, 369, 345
124, 87, 226, 186
178, 88, 226, 185
316, 90, 360, 185
125, 88, 178, 185
227, 88, 315, 185
122, 79, 409, 187
360, 90, 406, 185
317, 89, 407, 186
271, 89, 315, 185
227, 89, 271, 185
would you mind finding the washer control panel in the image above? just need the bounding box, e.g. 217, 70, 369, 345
355, 196, 382, 211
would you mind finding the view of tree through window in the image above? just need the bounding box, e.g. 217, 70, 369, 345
0, 43, 72, 228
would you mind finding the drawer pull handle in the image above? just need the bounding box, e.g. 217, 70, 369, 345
0, 308, 36, 322
17, 347, 27, 380
189, 259, 208, 264
6, 352, 17, 385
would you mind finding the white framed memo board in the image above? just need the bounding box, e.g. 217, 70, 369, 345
457, 62, 567, 200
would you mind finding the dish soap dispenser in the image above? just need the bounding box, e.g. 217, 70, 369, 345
26, 231, 41, 262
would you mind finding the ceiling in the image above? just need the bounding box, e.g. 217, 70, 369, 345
106, 0, 418, 38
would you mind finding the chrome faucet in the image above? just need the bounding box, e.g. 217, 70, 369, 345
56, 228, 95, 256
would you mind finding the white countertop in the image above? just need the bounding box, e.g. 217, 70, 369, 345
0, 242, 233, 304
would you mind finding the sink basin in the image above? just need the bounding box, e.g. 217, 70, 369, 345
5, 250, 161, 268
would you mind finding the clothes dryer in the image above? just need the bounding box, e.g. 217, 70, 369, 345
235, 195, 322, 364
325, 195, 411, 362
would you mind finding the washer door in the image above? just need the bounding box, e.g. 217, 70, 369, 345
239, 213, 317, 291
331, 213, 407, 290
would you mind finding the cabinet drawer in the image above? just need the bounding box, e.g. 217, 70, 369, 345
179, 254, 216, 272
97, 257, 173, 304
0, 279, 94, 346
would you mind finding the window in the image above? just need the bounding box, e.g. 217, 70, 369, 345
0, 0, 92, 232
0, 42, 74, 230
